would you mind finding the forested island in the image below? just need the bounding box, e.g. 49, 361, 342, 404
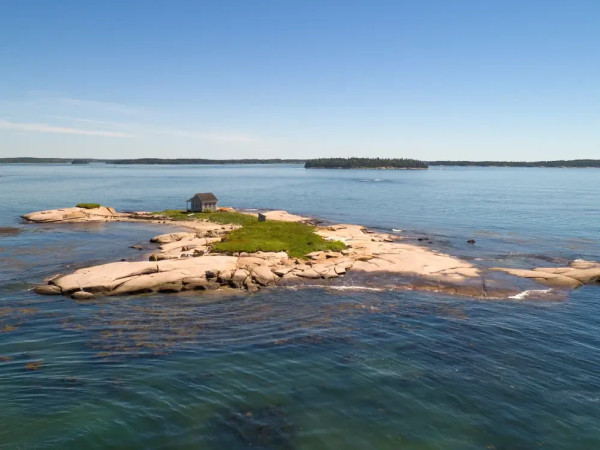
304, 158, 428, 169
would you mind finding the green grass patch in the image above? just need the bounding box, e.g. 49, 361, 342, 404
212, 221, 346, 259
154, 210, 258, 226
76, 203, 101, 209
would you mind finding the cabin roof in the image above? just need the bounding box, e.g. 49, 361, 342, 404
187, 192, 218, 202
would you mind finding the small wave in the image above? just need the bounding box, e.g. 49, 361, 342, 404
392, 228, 403, 232
328, 285, 384, 292
509, 289, 553, 300
359, 179, 382, 182
283, 284, 385, 292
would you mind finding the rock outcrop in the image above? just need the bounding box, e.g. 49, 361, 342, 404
493, 260, 600, 289
22, 206, 120, 223
24, 206, 600, 300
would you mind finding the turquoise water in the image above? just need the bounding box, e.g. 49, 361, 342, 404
1, 164, 599, 448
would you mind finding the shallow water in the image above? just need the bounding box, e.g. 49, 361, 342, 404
1, 164, 599, 448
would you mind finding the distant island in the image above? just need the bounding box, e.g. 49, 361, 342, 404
428, 159, 600, 168
305, 158, 428, 169
2, 157, 600, 168
0, 157, 305, 165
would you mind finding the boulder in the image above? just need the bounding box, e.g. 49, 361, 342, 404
149, 253, 178, 261
297, 269, 322, 279
218, 269, 234, 283
251, 265, 276, 286
231, 269, 250, 288
281, 272, 301, 282
322, 269, 339, 279
71, 291, 95, 300
272, 266, 292, 277
34, 284, 62, 295
244, 278, 260, 292
335, 259, 354, 272
237, 256, 268, 268
311, 263, 333, 276
109, 271, 188, 295
150, 232, 196, 244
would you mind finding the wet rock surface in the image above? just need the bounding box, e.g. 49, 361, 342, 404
493, 260, 600, 289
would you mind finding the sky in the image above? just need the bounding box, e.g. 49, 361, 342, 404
1, 0, 598, 160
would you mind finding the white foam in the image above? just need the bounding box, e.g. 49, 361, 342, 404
509, 289, 553, 300
285, 284, 385, 292
392, 228, 403, 232
328, 285, 384, 292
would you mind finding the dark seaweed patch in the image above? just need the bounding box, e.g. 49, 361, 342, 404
211, 404, 296, 449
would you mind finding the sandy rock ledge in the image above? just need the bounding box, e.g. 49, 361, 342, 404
25, 207, 600, 300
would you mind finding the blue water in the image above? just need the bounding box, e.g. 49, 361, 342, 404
1, 164, 599, 448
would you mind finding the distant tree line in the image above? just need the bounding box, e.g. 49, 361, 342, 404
3, 157, 600, 168
0, 157, 305, 165
428, 160, 600, 168
0, 157, 71, 163
108, 158, 305, 165
305, 158, 428, 169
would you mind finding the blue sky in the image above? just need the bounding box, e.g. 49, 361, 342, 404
1, 0, 598, 160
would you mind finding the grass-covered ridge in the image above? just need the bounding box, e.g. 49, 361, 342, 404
76, 203, 102, 209
155, 209, 258, 226
153, 210, 346, 258
213, 221, 346, 258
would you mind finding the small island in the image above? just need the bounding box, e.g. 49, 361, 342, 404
428, 159, 600, 168
304, 158, 428, 169
21, 199, 600, 301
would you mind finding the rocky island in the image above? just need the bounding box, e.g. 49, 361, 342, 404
22, 205, 600, 301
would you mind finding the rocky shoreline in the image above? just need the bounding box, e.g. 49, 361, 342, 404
22, 206, 600, 300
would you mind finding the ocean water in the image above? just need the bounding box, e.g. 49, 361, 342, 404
0, 163, 599, 449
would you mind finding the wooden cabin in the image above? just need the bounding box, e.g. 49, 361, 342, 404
186, 193, 218, 212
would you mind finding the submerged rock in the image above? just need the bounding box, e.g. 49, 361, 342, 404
0, 227, 22, 236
